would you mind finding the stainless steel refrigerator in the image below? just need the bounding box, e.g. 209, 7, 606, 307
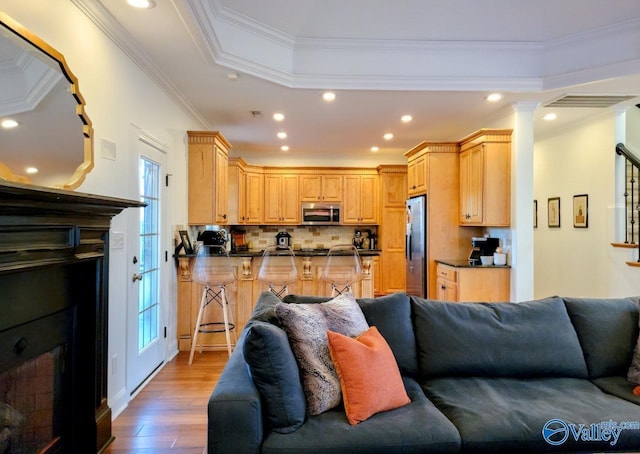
406, 195, 426, 297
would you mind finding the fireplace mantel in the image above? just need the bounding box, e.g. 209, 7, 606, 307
0, 181, 142, 453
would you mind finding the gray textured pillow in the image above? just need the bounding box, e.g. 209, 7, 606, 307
627, 300, 640, 385
275, 293, 369, 415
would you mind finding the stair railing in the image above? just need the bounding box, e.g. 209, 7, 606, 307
616, 142, 640, 262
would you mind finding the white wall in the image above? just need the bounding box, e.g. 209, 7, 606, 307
0, 1, 202, 417
533, 112, 638, 298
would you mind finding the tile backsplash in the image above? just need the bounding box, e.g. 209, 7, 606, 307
229, 225, 378, 251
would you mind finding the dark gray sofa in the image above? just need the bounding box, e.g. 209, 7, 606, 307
208, 292, 640, 453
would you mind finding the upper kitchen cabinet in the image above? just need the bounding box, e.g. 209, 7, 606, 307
299, 174, 343, 202
228, 158, 263, 224
343, 173, 378, 224
459, 129, 511, 226
407, 151, 428, 196
264, 173, 299, 224
188, 131, 230, 225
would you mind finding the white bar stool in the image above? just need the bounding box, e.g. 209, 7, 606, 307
320, 245, 363, 296
189, 245, 237, 365
257, 245, 298, 299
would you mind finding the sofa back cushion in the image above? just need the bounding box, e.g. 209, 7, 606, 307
357, 292, 418, 378
563, 296, 639, 378
412, 296, 588, 379
243, 321, 306, 433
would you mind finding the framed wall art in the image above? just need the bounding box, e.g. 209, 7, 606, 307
573, 194, 588, 228
179, 229, 194, 254
548, 197, 560, 228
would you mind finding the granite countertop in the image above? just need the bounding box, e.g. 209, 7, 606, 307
229, 248, 381, 257
435, 258, 511, 268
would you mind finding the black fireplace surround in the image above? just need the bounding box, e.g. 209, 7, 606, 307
0, 181, 141, 453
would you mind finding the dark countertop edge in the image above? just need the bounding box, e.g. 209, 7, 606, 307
435, 258, 511, 269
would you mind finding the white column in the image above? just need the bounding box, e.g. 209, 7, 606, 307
510, 102, 538, 301
613, 107, 627, 243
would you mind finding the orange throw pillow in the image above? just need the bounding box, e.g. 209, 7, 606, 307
327, 326, 410, 425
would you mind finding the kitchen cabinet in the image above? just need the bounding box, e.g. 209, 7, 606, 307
228, 158, 263, 224
264, 174, 299, 224
188, 131, 230, 225
407, 152, 427, 196
343, 174, 378, 224
404, 142, 482, 298
245, 170, 264, 223
299, 174, 343, 202
459, 129, 511, 226
378, 165, 407, 295
436, 262, 510, 302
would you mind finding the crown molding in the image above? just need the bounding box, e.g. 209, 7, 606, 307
71, 0, 210, 129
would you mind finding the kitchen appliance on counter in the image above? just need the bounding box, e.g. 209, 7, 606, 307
231, 229, 248, 252
406, 195, 427, 297
276, 231, 292, 249
468, 237, 500, 265
197, 228, 228, 253
301, 203, 341, 225
352, 229, 364, 249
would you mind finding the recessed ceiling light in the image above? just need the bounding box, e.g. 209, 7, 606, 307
25, 167, 38, 174
227, 73, 239, 80
273, 113, 285, 121
371, 146, 379, 152
401, 115, 413, 123
127, 0, 156, 8
543, 113, 557, 121
281, 145, 289, 152
383, 133, 394, 140
277, 132, 287, 139
486, 93, 502, 102
322, 92, 336, 102
1, 119, 18, 129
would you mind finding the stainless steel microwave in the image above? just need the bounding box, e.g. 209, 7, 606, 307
301, 203, 341, 225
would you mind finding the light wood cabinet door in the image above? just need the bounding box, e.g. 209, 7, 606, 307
321, 175, 343, 202
459, 130, 511, 226
460, 144, 484, 224
214, 147, 229, 224
264, 174, 299, 224
436, 276, 458, 302
281, 175, 300, 223
343, 175, 378, 224
300, 174, 343, 202
407, 153, 427, 196
299, 175, 322, 201
187, 131, 230, 225
245, 171, 263, 223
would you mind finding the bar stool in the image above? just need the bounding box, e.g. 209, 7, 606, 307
189, 245, 237, 365
257, 245, 298, 299
320, 245, 363, 296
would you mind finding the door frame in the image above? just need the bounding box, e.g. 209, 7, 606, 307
126, 125, 171, 397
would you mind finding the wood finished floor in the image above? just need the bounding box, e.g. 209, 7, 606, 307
104, 351, 228, 454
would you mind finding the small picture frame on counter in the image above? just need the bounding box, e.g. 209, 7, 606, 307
179, 229, 194, 254
548, 197, 560, 228
573, 194, 588, 228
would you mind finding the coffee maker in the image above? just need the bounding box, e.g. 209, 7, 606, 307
468, 237, 500, 265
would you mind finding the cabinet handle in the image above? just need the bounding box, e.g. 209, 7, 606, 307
441, 285, 446, 290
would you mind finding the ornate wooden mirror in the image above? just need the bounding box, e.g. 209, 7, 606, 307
0, 12, 93, 190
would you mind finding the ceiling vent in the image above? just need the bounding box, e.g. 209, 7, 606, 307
544, 95, 638, 108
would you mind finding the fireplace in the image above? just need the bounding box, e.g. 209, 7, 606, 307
0, 182, 141, 453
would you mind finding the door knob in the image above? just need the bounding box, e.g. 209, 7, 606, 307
132, 273, 143, 282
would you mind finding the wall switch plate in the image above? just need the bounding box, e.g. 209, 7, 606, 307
112, 231, 125, 249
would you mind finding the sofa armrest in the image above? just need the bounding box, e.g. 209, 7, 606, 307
208, 337, 264, 454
